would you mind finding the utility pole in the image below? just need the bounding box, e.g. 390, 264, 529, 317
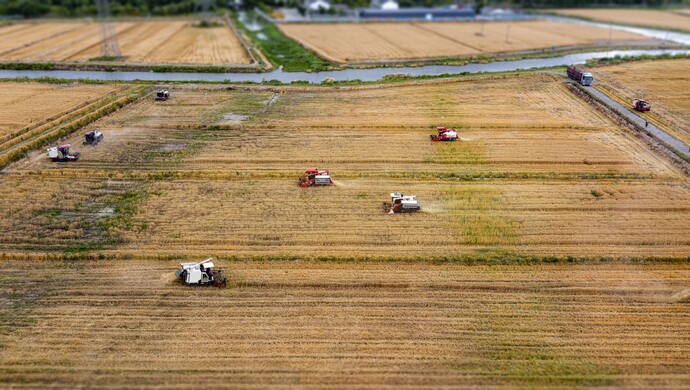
97, 0, 120, 58
505, 24, 511, 44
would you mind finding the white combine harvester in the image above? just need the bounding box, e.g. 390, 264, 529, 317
382, 192, 421, 214
176, 258, 228, 287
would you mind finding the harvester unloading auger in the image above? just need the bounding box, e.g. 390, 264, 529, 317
176, 258, 228, 288
430, 127, 458, 142
298, 168, 333, 187
382, 192, 421, 214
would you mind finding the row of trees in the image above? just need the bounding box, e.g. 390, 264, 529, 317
1, 0, 688, 18
0, 0, 199, 17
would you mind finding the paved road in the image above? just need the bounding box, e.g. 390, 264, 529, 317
582, 85, 690, 160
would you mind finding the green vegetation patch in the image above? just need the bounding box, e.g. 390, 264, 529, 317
234, 12, 334, 72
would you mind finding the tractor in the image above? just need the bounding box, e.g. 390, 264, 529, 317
155, 89, 170, 102
633, 98, 651, 112
382, 192, 421, 214
83, 130, 103, 146
176, 258, 228, 288
430, 126, 458, 142
47, 145, 80, 162
298, 168, 333, 187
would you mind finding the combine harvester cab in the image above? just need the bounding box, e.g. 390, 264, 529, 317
47, 145, 80, 162
83, 130, 103, 146
430, 126, 458, 142
382, 192, 421, 214
566, 65, 593, 86
154, 89, 170, 101
633, 99, 651, 112
298, 168, 333, 187
176, 258, 228, 288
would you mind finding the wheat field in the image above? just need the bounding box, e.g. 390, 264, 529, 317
0, 260, 689, 387
551, 8, 690, 32
278, 21, 647, 63
2, 75, 689, 259
594, 59, 690, 146
0, 19, 251, 65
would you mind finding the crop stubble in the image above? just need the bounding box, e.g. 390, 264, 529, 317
0, 19, 251, 65
278, 21, 647, 63
2, 74, 689, 259
551, 8, 690, 32
0, 260, 688, 387
594, 59, 690, 146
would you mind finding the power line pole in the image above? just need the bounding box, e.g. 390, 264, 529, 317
97, 0, 120, 58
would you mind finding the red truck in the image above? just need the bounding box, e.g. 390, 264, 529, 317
567, 65, 593, 86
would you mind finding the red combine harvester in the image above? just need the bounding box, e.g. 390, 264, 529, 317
430, 127, 458, 142
47, 145, 79, 162
633, 98, 651, 112
298, 168, 333, 187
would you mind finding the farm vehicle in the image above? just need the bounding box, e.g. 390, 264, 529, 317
155, 90, 170, 101
298, 168, 333, 187
176, 258, 228, 288
382, 192, 421, 214
47, 145, 79, 162
633, 98, 651, 112
567, 65, 593, 86
430, 127, 458, 142
83, 130, 103, 146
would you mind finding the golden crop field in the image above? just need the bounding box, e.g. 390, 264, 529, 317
594, 59, 690, 146
0, 82, 121, 141
1, 260, 689, 387
551, 8, 690, 31
278, 21, 647, 63
0, 19, 252, 65
2, 74, 689, 260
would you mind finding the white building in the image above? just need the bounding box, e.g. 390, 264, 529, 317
305, 0, 331, 12
370, 0, 398, 10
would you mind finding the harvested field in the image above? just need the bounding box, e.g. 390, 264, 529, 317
1, 261, 689, 387
594, 59, 690, 146
551, 8, 690, 32
278, 20, 648, 63
2, 74, 689, 259
0, 19, 251, 65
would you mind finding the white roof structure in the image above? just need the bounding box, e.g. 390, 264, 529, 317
305, 0, 331, 11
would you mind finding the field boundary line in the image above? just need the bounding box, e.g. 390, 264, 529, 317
224, 12, 265, 69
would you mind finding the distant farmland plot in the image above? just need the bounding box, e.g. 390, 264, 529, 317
0, 19, 252, 65
551, 9, 690, 32
3, 75, 689, 260
278, 20, 647, 63
0, 82, 122, 141
594, 58, 690, 146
